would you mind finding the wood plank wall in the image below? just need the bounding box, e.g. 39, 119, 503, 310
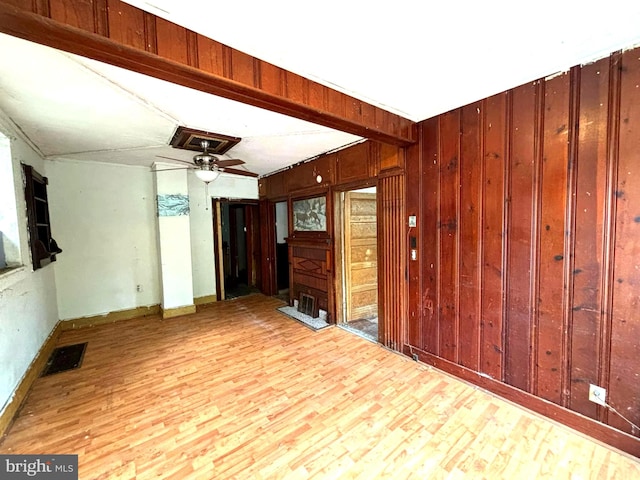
378, 172, 406, 351
0, 0, 414, 145
405, 49, 640, 453
260, 141, 406, 347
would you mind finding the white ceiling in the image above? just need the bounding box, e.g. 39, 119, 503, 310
2, 1, 640, 176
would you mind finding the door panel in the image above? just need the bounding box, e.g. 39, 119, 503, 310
345, 192, 378, 321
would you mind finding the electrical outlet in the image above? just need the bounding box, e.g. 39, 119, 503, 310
136, 284, 143, 293
408, 215, 417, 227
589, 384, 607, 406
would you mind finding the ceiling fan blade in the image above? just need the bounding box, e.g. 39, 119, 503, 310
155, 155, 194, 166
151, 166, 192, 172
220, 167, 259, 178
216, 159, 245, 167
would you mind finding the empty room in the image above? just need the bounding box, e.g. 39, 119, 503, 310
1, 1, 639, 478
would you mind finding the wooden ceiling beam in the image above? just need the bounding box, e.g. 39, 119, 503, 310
0, 0, 416, 146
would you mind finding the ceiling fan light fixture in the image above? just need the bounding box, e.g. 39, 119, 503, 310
195, 167, 220, 183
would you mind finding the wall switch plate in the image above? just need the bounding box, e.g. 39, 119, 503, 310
411, 249, 417, 261
408, 215, 417, 227
589, 384, 606, 406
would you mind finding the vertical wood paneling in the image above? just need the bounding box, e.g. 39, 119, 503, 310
93, 0, 108, 37
504, 82, 537, 391
155, 17, 188, 65
536, 73, 570, 404
569, 58, 609, 418
481, 93, 507, 379
186, 31, 198, 69
327, 88, 346, 120
0, 1, 415, 146
407, 47, 640, 449
49, 0, 95, 32
379, 141, 404, 172
142, 12, 156, 54
599, 52, 622, 426
406, 129, 422, 350
106, 0, 145, 50
458, 103, 481, 370
2, 0, 35, 11
230, 49, 256, 87
421, 118, 439, 353
33, 0, 48, 16
438, 111, 460, 362
260, 61, 283, 97
379, 173, 405, 351
258, 200, 276, 296
609, 49, 640, 435
196, 36, 228, 77
562, 67, 581, 408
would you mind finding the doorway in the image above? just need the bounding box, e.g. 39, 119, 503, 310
274, 201, 290, 302
212, 199, 261, 300
335, 187, 379, 342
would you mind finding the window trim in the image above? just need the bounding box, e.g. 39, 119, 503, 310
22, 164, 60, 270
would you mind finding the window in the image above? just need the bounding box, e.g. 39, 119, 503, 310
0, 131, 20, 271
22, 164, 61, 270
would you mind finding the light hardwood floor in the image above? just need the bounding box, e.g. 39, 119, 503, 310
1, 294, 638, 479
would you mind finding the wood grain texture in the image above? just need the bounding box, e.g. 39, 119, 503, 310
344, 192, 378, 322
569, 57, 609, 419
420, 118, 440, 354
378, 173, 406, 351
406, 45, 640, 447
438, 111, 460, 363
481, 93, 507, 381
536, 72, 570, 404
406, 126, 423, 350
3, 295, 637, 478
0, 322, 63, 438
458, 102, 481, 371
609, 48, 640, 435
0, 0, 415, 146
504, 81, 537, 392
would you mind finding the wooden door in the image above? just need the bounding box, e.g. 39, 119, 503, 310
344, 192, 378, 321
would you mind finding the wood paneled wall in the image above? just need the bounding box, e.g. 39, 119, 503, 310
378, 172, 406, 350
0, 0, 414, 145
289, 242, 332, 315
406, 49, 640, 455
260, 141, 405, 345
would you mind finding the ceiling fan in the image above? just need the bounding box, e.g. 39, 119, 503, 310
153, 140, 258, 182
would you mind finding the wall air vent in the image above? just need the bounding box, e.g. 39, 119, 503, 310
170, 126, 241, 154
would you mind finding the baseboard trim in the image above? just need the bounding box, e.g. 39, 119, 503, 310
61, 304, 161, 330
0, 321, 63, 438
194, 294, 217, 306
403, 344, 640, 458
162, 304, 196, 319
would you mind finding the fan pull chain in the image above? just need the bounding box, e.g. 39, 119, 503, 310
204, 182, 209, 210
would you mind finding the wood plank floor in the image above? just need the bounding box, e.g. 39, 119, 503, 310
1, 294, 638, 479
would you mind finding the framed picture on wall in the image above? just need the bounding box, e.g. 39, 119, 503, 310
292, 195, 327, 232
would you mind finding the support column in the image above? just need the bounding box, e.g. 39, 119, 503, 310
154, 165, 196, 319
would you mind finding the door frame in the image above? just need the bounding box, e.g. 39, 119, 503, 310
211, 198, 260, 300
333, 182, 379, 335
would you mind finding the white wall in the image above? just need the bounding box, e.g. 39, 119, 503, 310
275, 201, 288, 244
188, 174, 216, 299
1, 154, 260, 415
0, 120, 59, 416
188, 172, 259, 299
154, 167, 194, 310
46, 159, 161, 320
